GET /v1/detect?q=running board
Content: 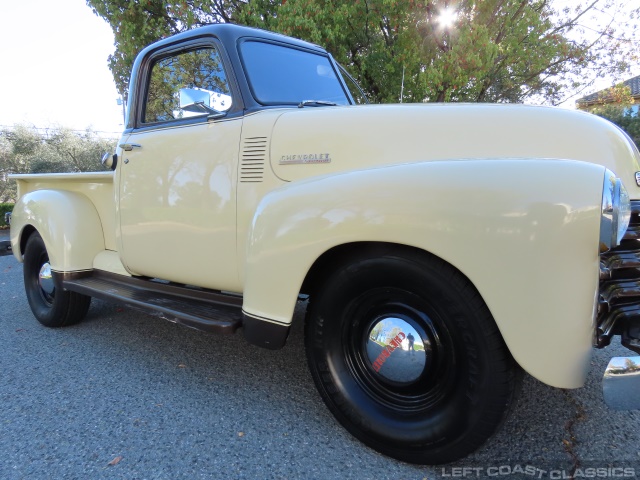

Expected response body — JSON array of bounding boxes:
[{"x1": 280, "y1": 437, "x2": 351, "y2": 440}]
[{"x1": 60, "y1": 270, "x2": 243, "y2": 334}]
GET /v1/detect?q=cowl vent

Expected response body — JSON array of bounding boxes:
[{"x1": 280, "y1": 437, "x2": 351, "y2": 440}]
[{"x1": 240, "y1": 137, "x2": 267, "y2": 183}]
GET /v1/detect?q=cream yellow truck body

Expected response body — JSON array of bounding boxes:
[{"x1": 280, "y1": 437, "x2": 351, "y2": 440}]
[{"x1": 7, "y1": 24, "x2": 640, "y2": 465}]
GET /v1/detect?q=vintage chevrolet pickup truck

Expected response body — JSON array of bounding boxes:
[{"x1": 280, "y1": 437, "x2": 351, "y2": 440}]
[{"x1": 3, "y1": 23, "x2": 640, "y2": 464}]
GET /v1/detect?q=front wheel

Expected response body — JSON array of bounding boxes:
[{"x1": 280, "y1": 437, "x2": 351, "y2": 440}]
[
  {"x1": 23, "y1": 232, "x2": 91, "y2": 327},
  {"x1": 305, "y1": 251, "x2": 519, "y2": 464}
]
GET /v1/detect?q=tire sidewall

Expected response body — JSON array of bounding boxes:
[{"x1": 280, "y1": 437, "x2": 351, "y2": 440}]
[
  {"x1": 23, "y1": 233, "x2": 69, "y2": 327},
  {"x1": 306, "y1": 253, "x2": 510, "y2": 464}
]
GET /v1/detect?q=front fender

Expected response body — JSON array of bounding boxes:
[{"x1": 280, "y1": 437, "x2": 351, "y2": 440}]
[
  {"x1": 10, "y1": 189, "x2": 105, "y2": 272},
  {"x1": 243, "y1": 159, "x2": 606, "y2": 388}
]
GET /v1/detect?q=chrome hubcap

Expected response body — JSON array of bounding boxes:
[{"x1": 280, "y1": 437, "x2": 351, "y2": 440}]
[
  {"x1": 365, "y1": 316, "x2": 428, "y2": 385},
  {"x1": 38, "y1": 262, "x2": 55, "y2": 296}
]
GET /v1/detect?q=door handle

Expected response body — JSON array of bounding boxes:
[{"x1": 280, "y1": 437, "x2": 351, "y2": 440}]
[{"x1": 119, "y1": 143, "x2": 142, "y2": 151}]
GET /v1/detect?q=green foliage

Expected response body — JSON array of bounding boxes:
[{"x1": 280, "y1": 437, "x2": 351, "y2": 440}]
[
  {"x1": 585, "y1": 83, "x2": 634, "y2": 108},
  {"x1": 414, "y1": 0, "x2": 565, "y2": 102},
  {"x1": 586, "y1": 84, "x2": 640, "y2": 150},
  {"x1": 89, "y1": 0, "x2": 639, "y2": 105},
  {"x1": 0, "y1": 125, "x2": 116, "y2": 203},
  {"x1": 593, "y1": 106, "x2": 640, "y2": 150},
  {"x1": 86, "y1": 0, "x2": 236, "y2": 97},
  {"x1": 0, "y1": 203, "x2": 12, "y2": 228}
]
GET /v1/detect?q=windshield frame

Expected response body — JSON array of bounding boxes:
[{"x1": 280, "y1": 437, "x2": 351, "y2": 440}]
[
  {"x1": 237, "y1": 38, "x2": 353, "y2": 107},
  {"x1": 337, "y1": 64, "x2": 369, "y2": 105}
]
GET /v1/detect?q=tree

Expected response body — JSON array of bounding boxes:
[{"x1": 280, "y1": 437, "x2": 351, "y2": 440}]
[
  {"x1": 599, "y1": 109, "x2": 640, "y2": 150},
  {"x1": 89, "y1": 0, "x2": 639, "y2": 104},
  {"x1": 86, "y1": 0, "x2": 238, "y2": 97},
  {"x1": 589, "y1": 84, "x2": 640, "y2": 149},
  {"x1": 411, "y1": 0, "x2": 639, "y2": 104},
  {"x1": 0, "y1": 125, "x2": 43, "y2": 202},
  {"x1": 0, "y1": 125, "x2": 116, "y2": 203}
]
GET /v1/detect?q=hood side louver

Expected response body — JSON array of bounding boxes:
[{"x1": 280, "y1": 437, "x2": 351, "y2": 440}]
[{"x1": 241, "y1": 137, "x2": 267, "y2": 183}]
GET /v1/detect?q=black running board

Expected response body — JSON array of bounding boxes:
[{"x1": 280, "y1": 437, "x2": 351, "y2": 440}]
[{"x1": 60, "y1": 270, "x2": 243, "y2": 334}]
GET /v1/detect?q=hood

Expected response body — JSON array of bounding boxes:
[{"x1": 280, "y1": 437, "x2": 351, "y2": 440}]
[{"x1": 267, "y1": 103, "x2": 640, "y2": 199}]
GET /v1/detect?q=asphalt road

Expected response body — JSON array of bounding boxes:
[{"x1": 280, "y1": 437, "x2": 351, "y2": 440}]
[{"x1": 1, "y1": 229, "x2": 640, "y2": 479}]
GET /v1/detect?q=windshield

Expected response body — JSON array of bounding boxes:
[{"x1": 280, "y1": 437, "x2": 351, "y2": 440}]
[{"x1": 239, "y1": 41, "x2": 350, "y2": 106}]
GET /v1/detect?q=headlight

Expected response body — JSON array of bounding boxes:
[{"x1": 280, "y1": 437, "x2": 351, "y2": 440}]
[{"x1": 600, "y1": 169, "x2": 631, "y2": 252}]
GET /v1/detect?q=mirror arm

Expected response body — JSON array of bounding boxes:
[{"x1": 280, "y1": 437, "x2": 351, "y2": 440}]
[
  {"x1": 194, "y1": 101, "x2": 226, "y2": 120},
  {"x1": 207, "y1": 111, "x2": 226, "y2": 120}
]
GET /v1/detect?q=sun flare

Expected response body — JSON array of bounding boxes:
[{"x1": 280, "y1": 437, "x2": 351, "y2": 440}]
[{"x1": 436, "y1": 7, "x2": 457, "y2": 29}]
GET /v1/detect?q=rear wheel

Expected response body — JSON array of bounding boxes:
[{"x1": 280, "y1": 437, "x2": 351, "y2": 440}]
[
  {"x1": 305, "y1": 251, "x2": 519, "y2": 464},
  {"x1": 23, "y1": 232, "x2": 91, "y2": 327}
]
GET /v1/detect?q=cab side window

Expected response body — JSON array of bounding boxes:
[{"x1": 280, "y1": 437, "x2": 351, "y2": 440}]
[{"x1": 144, "y1": 47, "x2": 232, "y2": 124}]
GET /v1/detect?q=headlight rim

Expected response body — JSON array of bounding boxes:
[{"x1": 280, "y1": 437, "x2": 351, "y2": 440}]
[{"x1": 600, "y1": 170, "x2": 631, "y2": 252}]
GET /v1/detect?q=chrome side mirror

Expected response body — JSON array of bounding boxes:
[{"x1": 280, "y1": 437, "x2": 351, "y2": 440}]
[
  {"x1": 179, "y1": 87, "x2": 230, "y2": 119},
  {"x1": 179, "y1": 88, "x2": 212, "y2": 113}
]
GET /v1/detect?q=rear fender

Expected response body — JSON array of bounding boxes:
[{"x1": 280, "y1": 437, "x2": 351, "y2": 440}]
[{"x1": 10, "y1": 189, "x2": 105, "y2": 272}]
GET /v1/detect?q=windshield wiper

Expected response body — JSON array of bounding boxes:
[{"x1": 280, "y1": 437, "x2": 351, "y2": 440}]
[{"x1": 298, "y1": 100, "x2": 338, "y2": 108}]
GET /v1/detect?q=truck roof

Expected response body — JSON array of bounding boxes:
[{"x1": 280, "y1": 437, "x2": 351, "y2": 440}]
[{"x1": 140, "y1": 23, "x2": 326, "y2": 57}]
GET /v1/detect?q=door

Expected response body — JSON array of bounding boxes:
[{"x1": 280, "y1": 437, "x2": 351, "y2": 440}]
[{"x1": 118, "y1": 43, "x2": 243, "y2": 292}]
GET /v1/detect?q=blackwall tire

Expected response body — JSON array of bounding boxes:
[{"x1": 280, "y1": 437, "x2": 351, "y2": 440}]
[
  {"x1": 23, "y1": 232, "x2": 91, "y2": 327},
  {"x1": 305, "y1": 251, "x2": 519, "y2": 464}
]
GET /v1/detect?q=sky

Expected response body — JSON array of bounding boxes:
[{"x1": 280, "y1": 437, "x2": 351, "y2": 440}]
[
  {"x1": 0, "y1": 0, "x2": 637, "y2": 138},
  {"x1": 0, "y1": 0, "x2": 123, "y2": 137}
]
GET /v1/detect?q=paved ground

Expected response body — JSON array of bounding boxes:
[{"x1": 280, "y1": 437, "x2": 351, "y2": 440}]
[{"x1": 1, "y1": 229, "x2": 640, "y2": 479}]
